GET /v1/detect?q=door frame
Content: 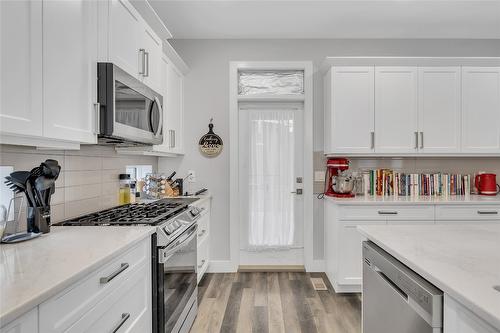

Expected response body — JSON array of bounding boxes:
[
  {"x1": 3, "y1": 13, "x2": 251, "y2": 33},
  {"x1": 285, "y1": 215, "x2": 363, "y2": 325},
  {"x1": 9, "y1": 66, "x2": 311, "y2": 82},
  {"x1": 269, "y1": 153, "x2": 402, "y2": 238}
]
[{"x1": 229, "y1": 61, "x2": 314, "y2": 271}]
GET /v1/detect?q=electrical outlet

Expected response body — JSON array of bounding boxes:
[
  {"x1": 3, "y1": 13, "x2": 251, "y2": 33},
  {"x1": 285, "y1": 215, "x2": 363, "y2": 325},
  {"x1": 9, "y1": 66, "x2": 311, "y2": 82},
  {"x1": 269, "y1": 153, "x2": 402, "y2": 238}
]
[{"x1": 187, "y1": 170, "x2": 196, "y2": 183}]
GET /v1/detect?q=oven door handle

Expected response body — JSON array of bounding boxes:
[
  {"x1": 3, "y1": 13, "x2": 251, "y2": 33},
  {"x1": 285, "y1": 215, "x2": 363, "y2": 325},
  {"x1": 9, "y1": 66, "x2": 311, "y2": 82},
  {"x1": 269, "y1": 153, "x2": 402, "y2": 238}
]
[{"x1": 159, "y1": 224, "x2": 197, "y2": 263}]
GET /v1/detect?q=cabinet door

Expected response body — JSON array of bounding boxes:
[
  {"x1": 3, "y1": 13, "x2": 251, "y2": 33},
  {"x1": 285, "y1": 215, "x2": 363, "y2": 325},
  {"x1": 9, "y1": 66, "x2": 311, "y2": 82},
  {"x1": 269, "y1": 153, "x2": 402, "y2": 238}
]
[
  {"x1": 375, "y1": 67, "x2": 418, "y2": 153},
  {"x1": 461, "y1": 67, "x2": 500, "y2": 153},
  {"x1": 418, "y1": 67, "x2": 461, "y2": 153},
  {"x1": 141, "y1": 25, "x2": 162, "y2": 93},
  {"x1": 329, "y1": 66, "x2": 375, "y2": 153},
  {"x1": 1, "y1": 308, "x2": 38, "y2": 333},
  {"x1": 157, "y1": 57, "x2": 184, "y2": 154},
  {"x1": 0, "y1": 1, "x2": 42, "y2": 137},
  {"x1": 42, "y1": 0, "x2": 97, "y2": 144},
  {"x1": 109, "y1": 0, "x2": 141, "y2": 78}
]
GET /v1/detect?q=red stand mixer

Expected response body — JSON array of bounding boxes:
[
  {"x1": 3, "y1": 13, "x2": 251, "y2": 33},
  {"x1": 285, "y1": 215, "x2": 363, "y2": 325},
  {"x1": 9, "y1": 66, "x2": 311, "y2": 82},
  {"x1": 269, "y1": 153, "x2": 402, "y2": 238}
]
[{"x1": 324, "y1": 157, "x2": 355, "y2": 198}]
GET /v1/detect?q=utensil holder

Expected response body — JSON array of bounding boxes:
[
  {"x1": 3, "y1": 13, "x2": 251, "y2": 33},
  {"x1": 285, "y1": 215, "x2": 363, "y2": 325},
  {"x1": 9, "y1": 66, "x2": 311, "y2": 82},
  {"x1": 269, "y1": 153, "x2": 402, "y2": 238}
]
[{"x1": 27, "y1": 206, "x2": 51, "y2": 234}]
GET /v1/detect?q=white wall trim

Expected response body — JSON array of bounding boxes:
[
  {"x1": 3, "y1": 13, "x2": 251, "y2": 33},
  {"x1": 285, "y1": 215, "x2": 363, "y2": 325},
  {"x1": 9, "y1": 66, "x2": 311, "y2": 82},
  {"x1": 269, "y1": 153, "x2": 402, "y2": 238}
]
[
  {"x1": 207, "y1": 260, "x2": 236, "y2": 273},
  {"x1": 229, "y1": 61, "x2": 314, "y2": 273},
  {"x1": 308, "y1": 260, "x2": 326, "y2": 273}
]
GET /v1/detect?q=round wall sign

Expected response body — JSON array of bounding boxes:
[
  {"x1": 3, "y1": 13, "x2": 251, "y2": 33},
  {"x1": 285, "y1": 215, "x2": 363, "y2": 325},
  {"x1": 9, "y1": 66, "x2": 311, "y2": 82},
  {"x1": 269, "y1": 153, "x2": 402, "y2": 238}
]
[{"x1": 199, "y1": 120, "x2": 223, "y2": 157}]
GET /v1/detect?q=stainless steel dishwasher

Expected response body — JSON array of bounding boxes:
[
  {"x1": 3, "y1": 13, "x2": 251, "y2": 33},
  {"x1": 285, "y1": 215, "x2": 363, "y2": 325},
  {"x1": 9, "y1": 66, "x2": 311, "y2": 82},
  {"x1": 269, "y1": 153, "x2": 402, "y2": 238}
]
[{"x1": 362, "y1": 241, "x2": 443, "y2": 333}]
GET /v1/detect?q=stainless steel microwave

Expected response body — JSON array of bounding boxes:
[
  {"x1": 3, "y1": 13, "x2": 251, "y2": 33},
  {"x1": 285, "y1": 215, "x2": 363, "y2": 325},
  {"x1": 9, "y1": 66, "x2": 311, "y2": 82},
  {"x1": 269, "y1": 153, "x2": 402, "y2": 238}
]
[{"x1": 97, "y1": 63, "x2": 163, "y2": 146}]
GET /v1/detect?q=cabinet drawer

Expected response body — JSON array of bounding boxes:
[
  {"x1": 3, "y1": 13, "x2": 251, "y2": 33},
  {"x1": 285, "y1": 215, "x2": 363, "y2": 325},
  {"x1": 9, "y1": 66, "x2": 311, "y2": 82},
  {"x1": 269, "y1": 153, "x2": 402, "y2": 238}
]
[
  {"x1": 436, "y1": 205, "x2": 500, "y2": 221},
  {"x1": 197, "y1": 213, "x2": 209, "y2": 242},
  {"x1": 39, "y1": 238, "x2": 150, "y2": 332},
  {"x1": 197, "y1": 236, "x2": 209, "y2": 283},
  {"x1": 67, "y1": 262, "x2": 151, "y2": 333},
  {"x1": 339, "y1": 205, "x2": 434, "y2": 221}
]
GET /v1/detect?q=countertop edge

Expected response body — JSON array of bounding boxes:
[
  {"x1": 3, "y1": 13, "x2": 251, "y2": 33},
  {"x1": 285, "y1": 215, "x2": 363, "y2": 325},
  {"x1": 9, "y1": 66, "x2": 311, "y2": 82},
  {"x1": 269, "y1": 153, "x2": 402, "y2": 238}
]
[
  {"x1": 0, "y1": 227, "x2": 155, "y2": 326},
  {"x1": 326, "y1": 195, "x2": 500, "y2": 205},
  {"x1": 357, "y1": 226, "x2": 500, "y2": 331}
]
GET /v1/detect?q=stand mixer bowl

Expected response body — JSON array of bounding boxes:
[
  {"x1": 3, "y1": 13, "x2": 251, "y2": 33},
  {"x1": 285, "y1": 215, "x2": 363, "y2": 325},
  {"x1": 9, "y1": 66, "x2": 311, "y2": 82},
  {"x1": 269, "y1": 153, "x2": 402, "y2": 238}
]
[{"x1": 331, "y1": 175, "x2": 355, "y2": 194}]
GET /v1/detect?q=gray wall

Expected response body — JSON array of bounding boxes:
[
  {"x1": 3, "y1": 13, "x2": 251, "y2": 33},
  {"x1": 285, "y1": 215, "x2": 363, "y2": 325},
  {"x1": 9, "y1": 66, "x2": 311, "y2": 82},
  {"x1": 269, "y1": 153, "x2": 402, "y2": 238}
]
[{"x1": 159, "y1": 39, "x2": 500, "y2": 262}]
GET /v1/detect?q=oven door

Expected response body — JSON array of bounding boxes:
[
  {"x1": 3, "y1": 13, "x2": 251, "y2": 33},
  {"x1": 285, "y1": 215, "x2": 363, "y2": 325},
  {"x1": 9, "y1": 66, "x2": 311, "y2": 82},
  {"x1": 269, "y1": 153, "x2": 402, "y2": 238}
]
[{"x1": 157, "y1": 224, "x2": 198, "y2": 333}]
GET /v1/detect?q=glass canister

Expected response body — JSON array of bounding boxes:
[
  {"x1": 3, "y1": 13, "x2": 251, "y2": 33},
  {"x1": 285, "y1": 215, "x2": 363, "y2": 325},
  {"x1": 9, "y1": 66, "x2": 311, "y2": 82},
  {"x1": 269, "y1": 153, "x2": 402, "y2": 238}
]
[{"x1": 119, "y1": 174, "x2": 131, "y2": 205}]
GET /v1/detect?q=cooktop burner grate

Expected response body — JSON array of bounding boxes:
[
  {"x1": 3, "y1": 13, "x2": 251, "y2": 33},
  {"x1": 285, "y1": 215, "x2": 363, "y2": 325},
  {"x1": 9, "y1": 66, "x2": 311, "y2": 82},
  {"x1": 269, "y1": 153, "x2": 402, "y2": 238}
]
[{"x1": 56, "y1": 198, "x2": 197, "y2": 226}]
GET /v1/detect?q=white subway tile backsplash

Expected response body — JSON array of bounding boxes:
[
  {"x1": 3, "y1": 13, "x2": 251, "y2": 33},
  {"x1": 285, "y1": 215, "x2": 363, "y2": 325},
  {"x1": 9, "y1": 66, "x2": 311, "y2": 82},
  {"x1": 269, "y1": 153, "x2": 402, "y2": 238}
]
[{"x1": 1, "y1": 144, "x2": 158, "y2": 223}]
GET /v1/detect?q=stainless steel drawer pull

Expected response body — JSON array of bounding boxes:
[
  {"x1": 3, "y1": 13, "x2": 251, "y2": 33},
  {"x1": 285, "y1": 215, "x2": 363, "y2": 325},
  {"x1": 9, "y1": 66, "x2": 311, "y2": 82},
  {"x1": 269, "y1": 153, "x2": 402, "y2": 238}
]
[
  {"x1": 477, "y1": 210, "x2": 498, "y2": 215},
  {"x1": 112, "y1": 313, "x2": 130, "y2": 333},
  {"x1": 378, "y1": 211, "x2": 398, "y2": 215},
  {"x1": 100, "y1": 263, "x2": 129, "y2": 284},
  {"x1": 370, "y1": 131, "x2": 375, "y2": 149},
  {"x1": 198, "y1": 260, "x2": 206, "y2": 268}
]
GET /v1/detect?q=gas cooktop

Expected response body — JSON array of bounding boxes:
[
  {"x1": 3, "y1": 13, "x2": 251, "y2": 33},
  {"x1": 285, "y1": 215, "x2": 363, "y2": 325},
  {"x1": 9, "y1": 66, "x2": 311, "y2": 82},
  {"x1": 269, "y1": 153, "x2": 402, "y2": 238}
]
[{"x1": 56, "y1": 198, "x2": 198, "y2": 226}]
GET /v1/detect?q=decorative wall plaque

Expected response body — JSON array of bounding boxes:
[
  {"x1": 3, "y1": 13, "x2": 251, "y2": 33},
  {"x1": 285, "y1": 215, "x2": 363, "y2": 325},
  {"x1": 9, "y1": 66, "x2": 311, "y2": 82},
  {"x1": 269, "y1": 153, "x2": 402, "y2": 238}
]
[{"x1": 199, "y1": 119, "x2": 223, "y2": 157}]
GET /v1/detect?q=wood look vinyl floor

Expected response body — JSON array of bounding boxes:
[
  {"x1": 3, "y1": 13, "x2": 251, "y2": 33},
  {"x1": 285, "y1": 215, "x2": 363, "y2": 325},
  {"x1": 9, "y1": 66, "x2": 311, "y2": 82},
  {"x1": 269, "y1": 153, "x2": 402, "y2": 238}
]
[{"x1": 190, "y1": 272, "x2": 361, "y2": 333}]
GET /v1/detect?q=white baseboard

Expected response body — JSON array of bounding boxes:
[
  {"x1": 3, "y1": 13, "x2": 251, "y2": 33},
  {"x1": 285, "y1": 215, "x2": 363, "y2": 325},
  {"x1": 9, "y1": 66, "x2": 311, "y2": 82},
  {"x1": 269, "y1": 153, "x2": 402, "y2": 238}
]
[
  {"x1": 207, "y1": 260, "x2": 237, "y2": 273},
  {"x1": 306, "y1": 259, "x2": 325, "y2": 272}
]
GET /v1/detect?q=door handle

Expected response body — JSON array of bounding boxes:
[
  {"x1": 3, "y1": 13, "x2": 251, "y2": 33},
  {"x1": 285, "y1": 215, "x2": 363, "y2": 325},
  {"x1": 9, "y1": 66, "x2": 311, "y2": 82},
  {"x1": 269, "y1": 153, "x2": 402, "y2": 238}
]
[
  {"x1": 378, "y1": 210, "x2": 398, "y2": 215},
  {"x1": 138, "y1": 49, "x2": 146, "y2": 75},
  {"x1": 144, "y1": 51, "x2": 149, "y2": 77},
  {"x1": 477, "y1": 210, "x2": 498, "y2": 215},
  {"x1": 100, "y1": 263, "x2": 129, "y2": 284},
  {"x1": 111, "y1": 313, "x2": 130, "y2": 333},
  {"x1": 291, "y1": 189, "x2": 303, "y2": 195}
]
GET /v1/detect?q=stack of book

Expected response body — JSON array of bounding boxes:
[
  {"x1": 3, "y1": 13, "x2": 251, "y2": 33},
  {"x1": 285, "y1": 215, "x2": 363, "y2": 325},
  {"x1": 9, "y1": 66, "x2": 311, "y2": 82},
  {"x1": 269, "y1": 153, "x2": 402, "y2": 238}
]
[{"x1": 367, "y1": 169, "x2": 471, "y2": 197}]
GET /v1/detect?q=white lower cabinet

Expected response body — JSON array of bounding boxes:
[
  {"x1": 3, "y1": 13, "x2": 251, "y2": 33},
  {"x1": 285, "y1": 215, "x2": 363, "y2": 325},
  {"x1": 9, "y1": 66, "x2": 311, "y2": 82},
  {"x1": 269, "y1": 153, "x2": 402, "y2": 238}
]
[
  {"x1": 194, "y1": 197, "x2": 211, "y2": 283},
  {"x1": 39, "y1": 237, "x2": 151, "y2": 333},
  {"x1": 0, "y1": 308, "x2": 38, "y2": 333},
  {"x1": 324, "y1": 201, "x2": 500, "y2": 293},
  {"x1": 444, "y1": 294, "x2": 500, "y2": 333}
]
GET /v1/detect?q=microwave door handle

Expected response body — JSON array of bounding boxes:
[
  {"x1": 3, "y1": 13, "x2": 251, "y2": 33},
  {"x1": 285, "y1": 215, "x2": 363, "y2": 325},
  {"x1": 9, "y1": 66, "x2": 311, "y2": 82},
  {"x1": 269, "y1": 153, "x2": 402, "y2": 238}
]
[{"x1": 153, "y1": 96, "x2": 163, "y2": 138}]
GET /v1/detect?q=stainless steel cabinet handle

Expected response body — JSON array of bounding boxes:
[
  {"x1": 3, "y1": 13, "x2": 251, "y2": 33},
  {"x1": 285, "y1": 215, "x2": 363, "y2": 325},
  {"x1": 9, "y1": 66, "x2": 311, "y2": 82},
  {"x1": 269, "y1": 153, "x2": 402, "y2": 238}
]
[
  {"x1": 414, "y1": 132, "x2": 419, "y2": 149},
  {"x1": 144, "y1": 51, "x2": 149, "y2": 77},
  {"x1": 169, "y1": 130, "x2": 175, "y2": 148},
  {"x1": 420, "y1": 132, "x2": 424, "y2": 149},
  {"x1": 138, "y1": 49, "x2": 146, "y2": 75},
  {"x1": 100, "y1": 263, "x2": 129, "y2": 284},
  {"x1": 378, "y1": 210, "x2": 398, "y2": 215},
  {"x1": 93, "y1": 102, "x2": 100, "y2": 134},
  {"x1": 477, "y1": 210, "x2": 498, "y2": 215},
  {"x1": 370, "y1": 131, "x2": 375, "y2": 149},
  {"x1": 112, "y1": 313, "x2": 130, "y2": 333},
  {"x1": 172, "y1": 130, "x2": 176, "y2": 148},
  {"x1": 198, "y1": 260, "x2": 206, "y2": 268}
]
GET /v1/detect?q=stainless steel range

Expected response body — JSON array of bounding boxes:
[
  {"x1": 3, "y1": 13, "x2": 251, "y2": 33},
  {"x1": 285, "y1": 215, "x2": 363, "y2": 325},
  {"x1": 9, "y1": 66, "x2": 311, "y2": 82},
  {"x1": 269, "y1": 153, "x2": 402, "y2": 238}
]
[{"x1": 56, "y1": 198, "x2": 202, "y2": 333}]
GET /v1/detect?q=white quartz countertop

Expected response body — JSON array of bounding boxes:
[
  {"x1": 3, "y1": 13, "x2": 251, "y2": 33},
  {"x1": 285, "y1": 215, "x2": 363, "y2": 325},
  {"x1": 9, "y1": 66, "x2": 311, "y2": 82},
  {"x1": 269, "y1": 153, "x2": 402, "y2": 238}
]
[
  {"x1": 0, "y1": 226, "x2": 155, "y2": 326},
  {"x1": 327, "y1": 194, "x2": 500, "y2": 205},
  {"x1": 358, "y1": 224, "x2": 500, "y2": 331}
]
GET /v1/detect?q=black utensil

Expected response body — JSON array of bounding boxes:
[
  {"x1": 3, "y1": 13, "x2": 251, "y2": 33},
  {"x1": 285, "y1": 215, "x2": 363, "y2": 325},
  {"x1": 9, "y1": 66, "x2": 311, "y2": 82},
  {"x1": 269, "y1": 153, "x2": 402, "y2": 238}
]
[
  {"x1": 166, "y1": 171, "x2": 176, "y2": 181},
  {"x1": 195, "y1": 188, "x2": 208, "y2": 196}
]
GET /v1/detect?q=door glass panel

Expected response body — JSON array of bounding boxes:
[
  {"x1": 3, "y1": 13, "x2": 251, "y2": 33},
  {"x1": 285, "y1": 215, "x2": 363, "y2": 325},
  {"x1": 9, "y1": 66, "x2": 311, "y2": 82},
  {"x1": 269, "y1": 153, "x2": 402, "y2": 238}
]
[
  {"x1": 238, "y1": 70, "x2": 304, "y2": 95},
  {"x1": 115, "y1": 80, "x2": 154, "y2": 132}
]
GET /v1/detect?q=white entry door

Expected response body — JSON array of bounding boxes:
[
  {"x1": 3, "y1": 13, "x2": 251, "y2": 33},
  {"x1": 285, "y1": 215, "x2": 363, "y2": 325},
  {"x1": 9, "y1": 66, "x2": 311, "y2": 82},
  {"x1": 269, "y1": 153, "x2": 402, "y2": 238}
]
[{"x1": 238, "y1": 103, "x2": 304, "y2": 265}]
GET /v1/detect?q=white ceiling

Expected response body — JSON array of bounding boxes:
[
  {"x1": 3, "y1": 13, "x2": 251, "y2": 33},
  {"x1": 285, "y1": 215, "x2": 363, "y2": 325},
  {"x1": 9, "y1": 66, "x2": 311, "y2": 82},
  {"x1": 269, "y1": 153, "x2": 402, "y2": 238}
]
[{"x1": 148, "y1": 0, "x2": 500, "y2": 39}]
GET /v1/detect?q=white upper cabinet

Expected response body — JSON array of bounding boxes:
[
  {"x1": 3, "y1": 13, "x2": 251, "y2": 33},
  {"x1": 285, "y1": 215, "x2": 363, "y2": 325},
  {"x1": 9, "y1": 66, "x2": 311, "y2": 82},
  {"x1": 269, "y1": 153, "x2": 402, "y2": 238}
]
[
  {"x1": 140, "y1": 26, "x2": 163, "y2": 93},
  {"x1": 375, "y1": 67, "x2": 418, "y2": 153},
  {"x1": 0, "y1": 1, "x2": 43, "y2": 137},
  {"x1": 155, "y1": 55, "x2": 184, "y2": 155},
  {"x1": 461, "y1": 67, "x2": 500, "y2": 153},
  {"x1": 43, "y1": 0, "x2": 98, "y2": 144},
  {"x1": 325, "y1": 66, "x2": 375, "y2": 154},
  {"x1": 417, "y1": 67, "x2": 461, "y2": 153},
  {"x1": 108, "y1": 0, "x2": 142, "y2": 79},
  {"x1": 108, "y1": 0, "x2": 162, "y2": 93}
]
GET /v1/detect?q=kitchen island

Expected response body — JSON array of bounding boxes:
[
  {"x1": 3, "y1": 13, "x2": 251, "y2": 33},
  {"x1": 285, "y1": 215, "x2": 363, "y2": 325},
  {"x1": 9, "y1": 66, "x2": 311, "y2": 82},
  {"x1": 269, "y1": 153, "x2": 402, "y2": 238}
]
[{"x1": 358, "y1": 224, "x2": 500, "y2": 333}]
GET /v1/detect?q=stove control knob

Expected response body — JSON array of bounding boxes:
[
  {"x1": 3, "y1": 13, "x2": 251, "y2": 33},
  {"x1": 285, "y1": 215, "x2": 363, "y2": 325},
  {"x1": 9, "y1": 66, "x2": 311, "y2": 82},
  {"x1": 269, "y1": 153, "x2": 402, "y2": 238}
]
[{"x1": 164, "y1": 226, "x2": 172, "y2": 235}]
